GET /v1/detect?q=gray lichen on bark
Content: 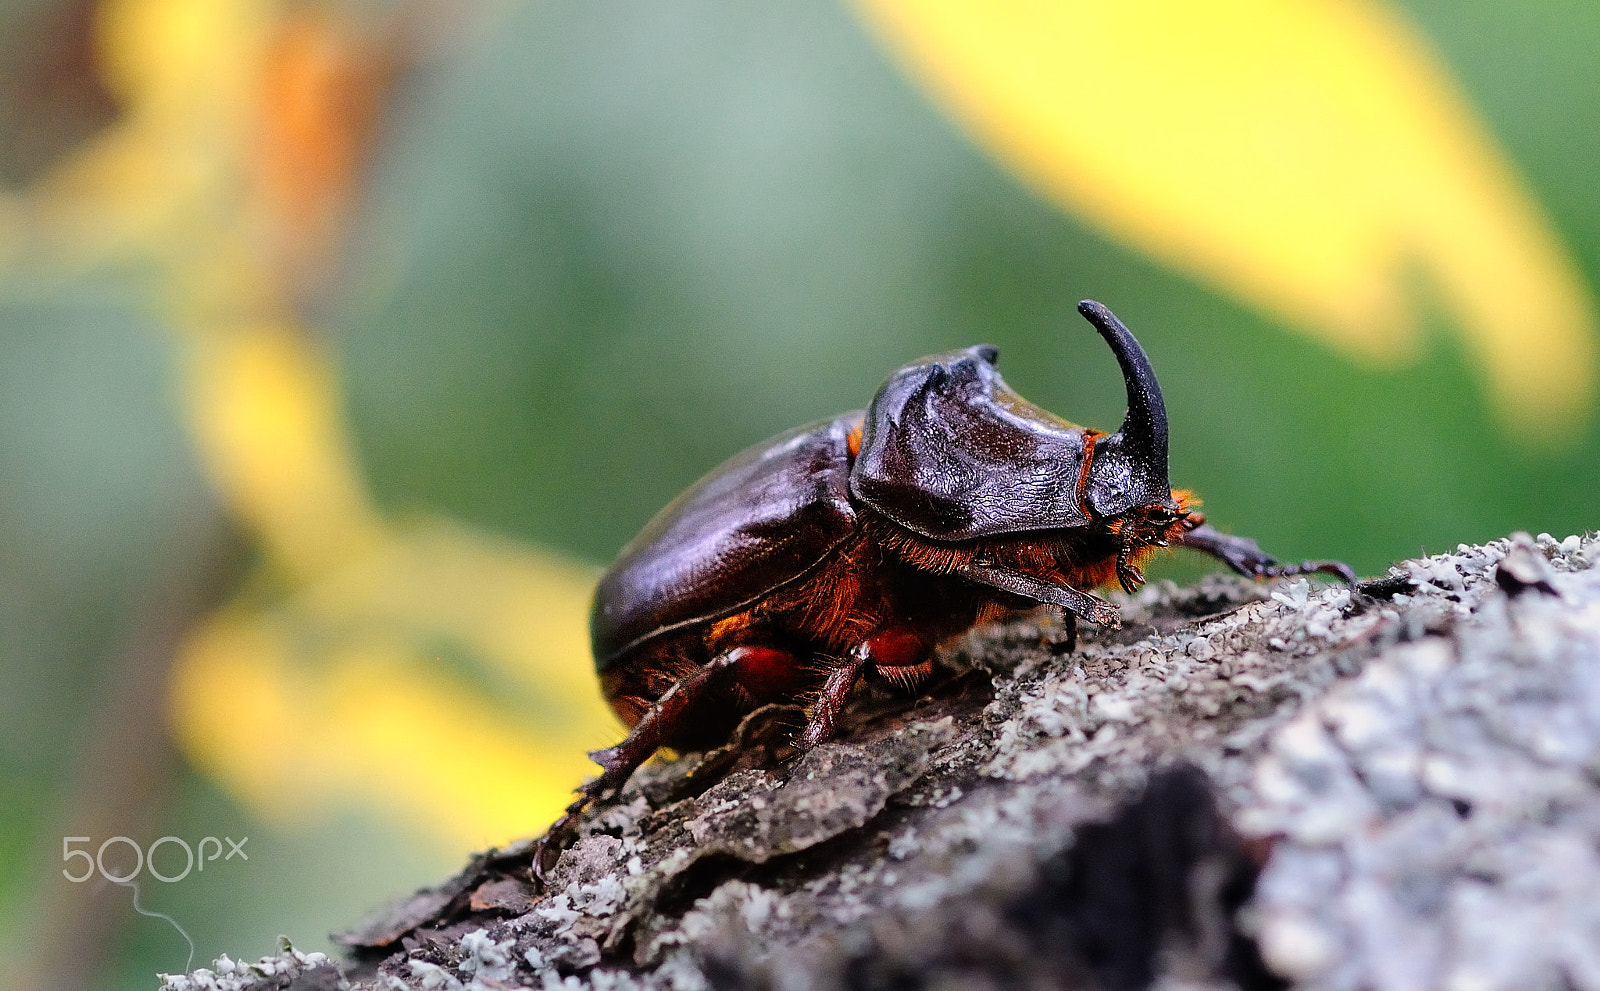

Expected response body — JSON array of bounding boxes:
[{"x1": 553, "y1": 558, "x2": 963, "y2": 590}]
[{"x1": 162, "y1": 531, "x2": 1600, "y2": 991}]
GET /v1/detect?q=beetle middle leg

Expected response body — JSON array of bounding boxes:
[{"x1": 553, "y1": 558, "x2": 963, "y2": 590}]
[
  {"x1": 1179, "y1": 523, "x2": 1355, "y2": 583},
  {"x1": 1049, "y1": 610, "x2": 1079, "y2": 654},
  {"x1": 797, "y1": 627, "x2": 930, "y2": 750}
]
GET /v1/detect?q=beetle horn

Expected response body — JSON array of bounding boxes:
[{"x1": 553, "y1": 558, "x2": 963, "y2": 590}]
[{"x1": 1077, "y1": 300, "x2": 1171, "y2": 514}]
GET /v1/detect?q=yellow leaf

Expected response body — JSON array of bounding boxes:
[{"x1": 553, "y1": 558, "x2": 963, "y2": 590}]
[{"x1": 853, "y1": 0, "x2": 1596, "y2": 435}]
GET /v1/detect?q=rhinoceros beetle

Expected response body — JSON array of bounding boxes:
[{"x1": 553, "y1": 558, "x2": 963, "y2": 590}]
[{"x1": 536, "y1": 301, "x2": 1350, "y2": 875}]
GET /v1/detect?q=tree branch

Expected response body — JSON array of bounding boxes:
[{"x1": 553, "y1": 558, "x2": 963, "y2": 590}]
[{"x1": 163, "y1": 530, "x2": 1600, "y2": 991}]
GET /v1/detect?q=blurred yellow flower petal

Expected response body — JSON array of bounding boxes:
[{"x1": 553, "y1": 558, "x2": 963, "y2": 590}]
[
  {"x1": 854, "y1": 0, "x2": 1596, "y2": 435},
  {"x1": 297, "y1": 521, "x2": 606, "y2": 710},
  {"x1": 183, "y1": 321, "x2": 385, "y2": 578},
  {"x1": 167, "y1": 296, "x2": 616, "y2": 846},
  {"x1": 29, "y1": 0, "x2": 265, "y2": 255},
  {"x1": 173, "y1": 589, "x2": 612, "y2": 849},
  {"x1": 97, "y1": 0, "x2": 268, "y2": 114},
  {"x1": 12, "y1": 0, "x2": 616, "y2": 846}
]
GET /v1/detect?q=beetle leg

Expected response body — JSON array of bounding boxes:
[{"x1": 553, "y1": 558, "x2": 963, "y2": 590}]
[
  {"x1": 1115, "y1": 540, "x2": 1145, "y2": 594},
  {"x1": 859, "y1": 627, "x2": 933, "y2": 689},
  {"x1": 1049, "y1": 610, "x2": 1079, "y2": 655},
  {"x1": 534, "y1": 645, "x2": 775, "y2": 882},
  {"x1": 587, "y1": 645, "x2": 790, "y2": 798},
  {"x1": 1179, "y1": 524, "x2": 1356, "y2": 584},
  {"x1": 795, "y1": 627, "x2": 931, "y2": 749},
  {"x1": 958, "y1": 561, "x2": 1122, "y2": 629},
  {"x1": 795, "y1": 648, "x2": 870, "y2": 751},
  {"x1": 533, "y1": 804, "x2": 586, "y2": 883}
]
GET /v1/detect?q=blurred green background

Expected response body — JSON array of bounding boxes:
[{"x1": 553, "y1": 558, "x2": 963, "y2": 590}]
[{"x1": 2, "y1": 0, "x2": 1598, "y2": 988}]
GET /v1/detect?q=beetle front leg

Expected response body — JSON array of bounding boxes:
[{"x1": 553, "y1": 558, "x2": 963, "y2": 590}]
[
  {"x1": 1115, "y1": 540, "x2": 1144, "y2": 594},
  {"x1": 958, "y1": 560, "x2": 1122, "y2": 629},
  {"x1": 1179, "y1": 524, "x2": 1355, "y2": 583}
]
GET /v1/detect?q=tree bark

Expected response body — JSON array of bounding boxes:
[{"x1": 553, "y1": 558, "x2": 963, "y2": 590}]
[{"x1": 162, "y1": 531, "x2": 1600, "y2": 991}]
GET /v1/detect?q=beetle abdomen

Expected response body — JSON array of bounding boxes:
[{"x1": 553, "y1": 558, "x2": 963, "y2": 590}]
[{"x1": 590, "y1": 414, "x2": 862, "y2": 669}]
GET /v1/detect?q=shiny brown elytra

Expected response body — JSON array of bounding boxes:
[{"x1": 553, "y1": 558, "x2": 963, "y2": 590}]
[{"x1": 536, "y1": 300, "x2": 1351, "y2": 876}]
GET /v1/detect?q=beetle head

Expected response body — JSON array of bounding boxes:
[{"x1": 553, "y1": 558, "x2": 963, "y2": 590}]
[{"x1": 1076, "y1": 300, "x2": 1173, "y2": 520}]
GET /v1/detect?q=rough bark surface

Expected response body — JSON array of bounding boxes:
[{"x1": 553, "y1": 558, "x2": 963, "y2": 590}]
[{"x1": 160, "y1": 531, "x2": 1600, "y2": 991}]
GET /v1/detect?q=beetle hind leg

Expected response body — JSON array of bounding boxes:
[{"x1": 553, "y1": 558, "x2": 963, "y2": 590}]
[
  {"x1": 535, "y1": 644, "x2": 792, "y2": 881},
  {"x1": 1179, "y1": 523, "x2": 1355, "y2": 584}
]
